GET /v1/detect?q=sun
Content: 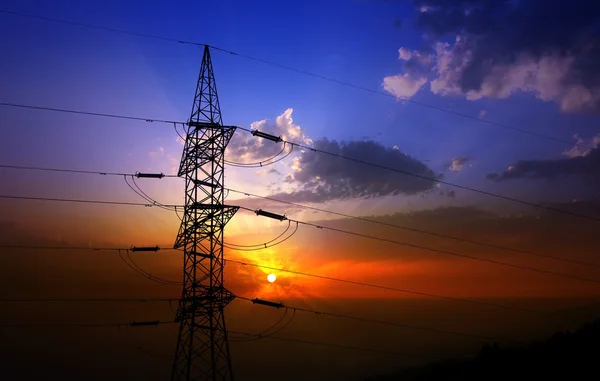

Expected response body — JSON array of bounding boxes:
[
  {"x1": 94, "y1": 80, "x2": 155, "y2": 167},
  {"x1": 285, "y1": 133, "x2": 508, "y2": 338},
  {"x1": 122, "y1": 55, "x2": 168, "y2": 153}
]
[{"x1": 267, "y1": 273, "x2": 277, "y2": 283}]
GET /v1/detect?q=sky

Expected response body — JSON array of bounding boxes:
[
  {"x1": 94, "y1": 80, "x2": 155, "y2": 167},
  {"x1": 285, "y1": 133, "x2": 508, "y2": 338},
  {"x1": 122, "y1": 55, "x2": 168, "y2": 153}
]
[{"x1": 1, "y1": 0, "x2": 600, "y2": 380}]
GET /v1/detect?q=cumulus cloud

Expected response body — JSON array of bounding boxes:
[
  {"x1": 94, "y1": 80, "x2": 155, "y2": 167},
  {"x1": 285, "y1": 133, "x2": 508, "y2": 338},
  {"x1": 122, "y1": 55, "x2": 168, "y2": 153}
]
[
  {"x1": 383, "y1": 73, "x2": 428, "y2": 99},
  {"x1": 486, "y1": 135, "x2": 600, "y2": 184},
  {"x1": 384, "y1": 0, "x2": 600, "y2": 113},
  {"x1": 226, "y1": 108, "x2": 311, "y2": 163},
  {"x1": 270, "y1": 139, "x2": 440, "y2": 203},
  {"x1": 448, "y1": 156, "x2": 469, "y2": 172}
]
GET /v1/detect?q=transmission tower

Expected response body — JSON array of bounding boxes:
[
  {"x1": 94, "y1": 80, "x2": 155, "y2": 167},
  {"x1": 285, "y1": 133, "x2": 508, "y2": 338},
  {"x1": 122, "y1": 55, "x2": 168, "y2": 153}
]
[{"x1": 171, "y1": 45, "x2": 239, "y2": 381}]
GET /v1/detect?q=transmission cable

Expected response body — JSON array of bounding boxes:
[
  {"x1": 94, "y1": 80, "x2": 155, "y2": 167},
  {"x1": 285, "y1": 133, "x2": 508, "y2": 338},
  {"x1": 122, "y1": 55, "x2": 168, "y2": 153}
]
[
  {"x1": 223, "y1": 220, "x2": 299, "y2": 251},
  {"x1": 1, "y1": 163, "x2": 596, "y2": 268},
  {"x1": 118, "y1": 324, "x2": 173, "y2": 361},
  {"x1": 117, "y1": 249, "x2": 181, "y2": 286},
  {"x1": 230, "y1": 308, "x2": 296, "y2": 343},
  {"x1": 226, "y1": 188, "x2": 600, "y2": 268},
  {"x1": 224, "y1": 142, "x2": 294, "y2": 168},
  {"x1": 1, "y1": 102, "x2": 595, "y2": 221},
  {"x1": 227, "y1": 329, "x2": 434, "y2": 358},
  {"x1": 236, "y1": 206, "x2": 600, "y2": 284},
  {"x1": 0, "y1": 320, "x2": 176, "y2": 328},
  {"x1": 0, "y1": 244, "x2": 571, "y2": 315},
  {"x1": 0, "y1": 194, "x2": 182, "y2": 208},
  {"x1": 0, "y1": 10, "x2": 580, "y2": 147},
  {"x1": 0, "y1": 297, "x2": 178, "y2": 303},
  {"x1": 0, "y1": 102, "x2": 182, "y2": 124},
  {"x1": 123, "y1": 175, "x2": 179, "y2": 214},
  {"x1": 236, "y1": 127, "x2": 600, "y2": 223},
  {"x1": 238, "y1": 296, "x2": 494, "y2": 341}
]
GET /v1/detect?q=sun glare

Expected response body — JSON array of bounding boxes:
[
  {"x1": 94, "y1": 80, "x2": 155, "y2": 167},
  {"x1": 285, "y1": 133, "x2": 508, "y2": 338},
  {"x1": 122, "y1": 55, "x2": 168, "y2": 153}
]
[{"x1": 267, "y1": 273, "x2": 276, "y2": 283}]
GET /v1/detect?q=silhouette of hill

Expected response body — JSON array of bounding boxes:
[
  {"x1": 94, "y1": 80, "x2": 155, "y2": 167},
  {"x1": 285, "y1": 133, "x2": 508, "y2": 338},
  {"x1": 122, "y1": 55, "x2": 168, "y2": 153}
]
[{"x1": 366, "y1": 318, "x2": 600, "y2": 381}]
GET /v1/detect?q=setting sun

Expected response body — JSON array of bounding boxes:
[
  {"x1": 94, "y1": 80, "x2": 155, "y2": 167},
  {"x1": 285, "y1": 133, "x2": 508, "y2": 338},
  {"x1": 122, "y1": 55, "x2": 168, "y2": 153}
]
[{"x1": 267, "y1": 273, "x2": 276, "y2": 283}]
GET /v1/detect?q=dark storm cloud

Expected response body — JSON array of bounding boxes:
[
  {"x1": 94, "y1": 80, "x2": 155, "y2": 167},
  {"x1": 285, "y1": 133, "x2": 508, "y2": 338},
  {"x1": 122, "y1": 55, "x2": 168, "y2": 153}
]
[
  {"x1": 271, "y1": 139, "x2": 440, "y2": 203},
  {"x1": 487, "y1": 147, "x2": 600, "y2": 185},
  {"x1": 386, "y1": 0, "x2": 600, "y2": 113}
]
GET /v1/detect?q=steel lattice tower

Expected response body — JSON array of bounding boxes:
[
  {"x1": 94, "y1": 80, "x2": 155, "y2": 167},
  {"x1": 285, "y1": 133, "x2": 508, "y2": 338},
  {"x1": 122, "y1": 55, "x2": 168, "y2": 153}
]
[{"x1": 171, "y1": 45, "x2": 239, "y2": 381}]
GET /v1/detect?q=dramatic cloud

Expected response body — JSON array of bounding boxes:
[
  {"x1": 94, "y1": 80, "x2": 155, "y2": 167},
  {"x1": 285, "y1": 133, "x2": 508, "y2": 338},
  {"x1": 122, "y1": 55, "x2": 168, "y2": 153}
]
[
  {"x1": 270, "y1": 139, "x2": 440, "y2": 203},
  {"x1": 487, "y1": 135, "x2": 600, "y2": 184},
  {"x1": 226, "y1": 108, "x2": 312, "y2": 164},
  {"x1": 385, "y1": 0, "x2": 600, "y2": 113},
  {"x1": 448, "y1": 156, "x2": 469, "y2": 172}
]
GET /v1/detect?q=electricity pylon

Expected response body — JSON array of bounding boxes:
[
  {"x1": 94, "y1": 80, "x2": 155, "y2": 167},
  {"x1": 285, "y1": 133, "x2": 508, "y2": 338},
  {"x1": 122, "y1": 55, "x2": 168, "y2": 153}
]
[{"x1": 171, "y1": 45, "x2": 239, "y2": 381}]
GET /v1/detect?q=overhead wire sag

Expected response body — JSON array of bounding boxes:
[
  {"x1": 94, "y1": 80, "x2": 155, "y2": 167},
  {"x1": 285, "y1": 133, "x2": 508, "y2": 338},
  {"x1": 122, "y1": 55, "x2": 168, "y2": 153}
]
[
  {"x1": 0, "y1": 103, "x2": 596, "y2": 221},
  {"x1": 1, "y1": 244, "x2": 549, "y2": 314},
  {"x1": 234, "y1": 125, "x2": 600, "y2": 223},
  {"x1": 225, "y1": 188, "x2": 600, "y2": 268},
  {"x1": 2, "y1": 176, "x2": 598, "y2": 284},
  {"x1": 224, "y1": 142, "x2": 294, "y2": 168},
  {"x1": 118, "y1": 249, "x2": 181, "y2": 286},
  {"x1": 235, "y1": 206, "x2": 600, "y2": 284},
  {"x1": 1, "y1": 163, "x2": 597, "y2": 268},
  {"x1": 223, "y1": 220, "x2": 299, "y2": 251}
]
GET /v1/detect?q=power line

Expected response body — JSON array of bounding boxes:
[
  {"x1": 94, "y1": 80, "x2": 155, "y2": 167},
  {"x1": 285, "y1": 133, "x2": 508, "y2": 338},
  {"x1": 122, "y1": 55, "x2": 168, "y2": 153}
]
[
  {"x1": 226, "y1": 188, "x2": 600, "y2": 268},
  {"x1": 2, "y1": 163, "x2": 597, "y2": 268},
  {"x1": 0, "y1": 315, "x2": 431, "y2": 358},
  {"x1": 238, "y1": 296, "x2": 494, "y2": 341},
  {"x1": 0, "y1": 245, "x2": 124, "y2": 251},
  {"x1": 224, "y1": 258, "x2": 542, "y2": 314},
  {"x1": 0, "y1": 10, "x2": 577, "y2": 147},
  {"x1": 118, "y1": 248, "x2": 182, "y2": 286},
  {"x1": 210, "y1": 47, "x2": 574, "y2": 146},
  {"x1": 0, "y1": 244, "x2": 550, "y2": 314},
  {"x1": 0, "y1": 164, "x2": 138, "y2": 177},
  {"x1": 1, "y1": 100, "x2": 595, "y2": 222},
  {"x1": 0, "y1": 102, "x2": 183, "y2": 125},
  {"x1": 235, "y1": 126, "x2": 600, "y2": 223},
  {"x1": 0, "y1": 298, "x2": 177, "y2": 303},
  {"x1": 0, "y1": 194, "x2": 182, "y2": 208},
  {"x1": 3, "y1": 191, "x2": 597, "y2": 283},
  {"x1": 237, "y1": 206, "x2": 600, "y2": 285},
  {"x1": 278, "y1": 213, "x2": 600, "y2": 284},
  {"x1": 5, "y1": 190, "x2": 595, "y2": 283},
  {"x1": 0, "y1": 320, "x2": 176, "y2": 328},
  {"x1": 118, "y1": 324, "x2": 173, "y2": 361},
  {"x1": 0, "y1": 164, "x2": 178, "y2": 179},
  {"x1": 0, "y1": 292, "x2": 494, "y2": 342},
  {"x1": 228, "y1": 330, "x2": 433, "y2": 358}
]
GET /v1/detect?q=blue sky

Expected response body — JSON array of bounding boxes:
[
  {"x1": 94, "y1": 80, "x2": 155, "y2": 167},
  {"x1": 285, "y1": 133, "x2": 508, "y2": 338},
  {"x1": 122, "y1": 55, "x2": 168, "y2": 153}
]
[{"x1": 2, "y1": 0, "x2": 600, "y2": 212}]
